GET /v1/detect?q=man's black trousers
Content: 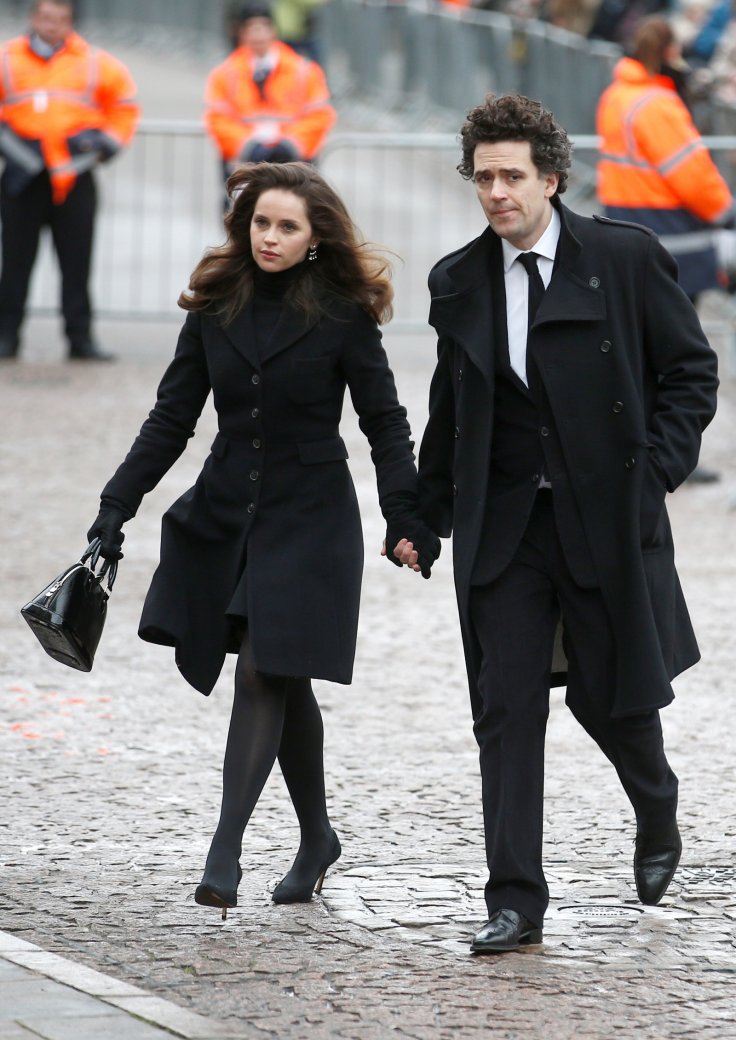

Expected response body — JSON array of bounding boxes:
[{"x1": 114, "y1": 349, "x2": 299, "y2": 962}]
[
  {"x1": 468, "y1": 489, "x2": 679, "y2": 928},
  {"x1": 0, "y1": 170, "x2": 97, "y2": 349}
]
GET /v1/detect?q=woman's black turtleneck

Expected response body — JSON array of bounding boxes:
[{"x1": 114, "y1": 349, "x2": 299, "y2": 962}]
[{"x1": 252, "y1": 261, "x2": 307, "y2": 354}]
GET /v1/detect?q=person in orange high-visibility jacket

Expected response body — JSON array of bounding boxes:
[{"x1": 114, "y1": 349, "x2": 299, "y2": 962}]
[
  {"x1": 597, "y1": 16, "x2": 736, "y2": 301},
  {"x1": 0, "y1": 0, "x2": 139, "y2": 361},
  {"x1": 205, "y1": 4, "x2": 335, "y2": 184}
]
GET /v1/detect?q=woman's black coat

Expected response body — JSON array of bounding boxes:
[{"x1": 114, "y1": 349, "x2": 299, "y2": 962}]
[
  {"x1": 100, "y1": 299, "x2": 417, "y2": 694},
  {"x1": 418, "y1": 202, "x2": 718, "y2": 718}
]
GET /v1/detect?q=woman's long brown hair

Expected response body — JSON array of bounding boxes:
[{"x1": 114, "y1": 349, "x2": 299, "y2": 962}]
[{"x1": 179, "y1": 162, "x2": 394, "y2": 325}]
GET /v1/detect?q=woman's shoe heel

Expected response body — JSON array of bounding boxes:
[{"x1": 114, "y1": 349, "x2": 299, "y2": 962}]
[
  {"x1": 313, "y1": 868, "x2": 328, "y2": 896},
  {"x1": 194, "y1": 862, "x2": 242, "y2": 918}
]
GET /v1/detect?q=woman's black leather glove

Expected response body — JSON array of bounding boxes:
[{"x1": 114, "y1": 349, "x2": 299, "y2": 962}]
[
  {"x1": 87, "y1": 503, "x2": 128, "y2": 561},
  {"x1": 382, "y1": 490, "x2": 441, "y2": 579}
]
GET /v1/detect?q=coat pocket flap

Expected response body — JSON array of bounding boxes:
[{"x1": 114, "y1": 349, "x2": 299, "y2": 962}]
[
  {"x1": 210, "y1": 432, "x2": 229, "y2": 458},
  {"x1": 297, "y1": 436, "x2": 349, "y2": 465}
]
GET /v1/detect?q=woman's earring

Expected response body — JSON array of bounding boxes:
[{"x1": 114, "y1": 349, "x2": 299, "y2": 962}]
[{"x1": 308, "y1": 244, "x2": 318, "y2": 262}]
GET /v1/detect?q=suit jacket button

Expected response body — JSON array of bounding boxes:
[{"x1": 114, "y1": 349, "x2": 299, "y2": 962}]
[
  {"x1": 612, "y1": 401, "x2": 624, "y2": 413},
  {"x1": 247, "y1": 503, "x2": 255, "y2": 514},
  {"x1": 454, "y1": 426, "x2": 460, "y2": 438},
  {"x1": 625, "y1": 456, "x2": 636, "y2": 469},
  {"x1": 458, "y1": 369, "x2": 463, "y2": 381},
  {"x1": 452, "y1": 483, "x2": 458, "y2": 495},
  {"x1": 252, "y1": 438, "x2": 261, "y2": 448},
  {"x1": 251, "y1": 407, "x2": 260, "y2": 418},
  {"x1": 540, "y1": 426, "x2": 550, "y2": 437},
  {"x1": 532, "y1": 473, "x2": 540, "y2": 483},
  {"x1": 251, "y1": 374, "x2": 260, "y2": 385},
  {"x1": 250, "y1": 469, "x2": 259, "y2": 481},
  {"x1": 600, "y1": 340, "x2": 611, "y2": 353}
]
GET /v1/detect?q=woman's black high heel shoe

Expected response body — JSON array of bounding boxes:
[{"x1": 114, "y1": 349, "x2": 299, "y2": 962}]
[
  {"x1": 272, "y1": 830, "x2": 341, "y2": 904},
  {"x1": 195, "y1": 862, "x2": 243, "y2": 920}
]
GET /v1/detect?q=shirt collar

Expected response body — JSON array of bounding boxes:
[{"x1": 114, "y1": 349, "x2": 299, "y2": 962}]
[{"x1": 501, "y1": 205, "x2": 561, "y2": 273}]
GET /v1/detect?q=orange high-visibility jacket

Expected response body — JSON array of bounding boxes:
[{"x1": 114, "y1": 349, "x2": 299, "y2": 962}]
[
  {"x1": 0, "y1": 31, "x2": 139, "y2": 204},
  {"x1": 205, "y1": 41, "x2": 336, "y2": 163},
  {"x1": 597, "y1": 57, "x2": 732, "y2": 223}
]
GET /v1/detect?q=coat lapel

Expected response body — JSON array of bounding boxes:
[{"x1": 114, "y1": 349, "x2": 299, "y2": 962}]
[
  {"x1": 428, "y1": 227, "x2": 498, "y2": 384},
  {"x1": 257, "y1": 306, "x2": 319, "y2": 365},
  {"x1": 533, "y1": 202, "x2": 607, "y2": 328},
  {"x1": 222, "y1": 303, "x2": 260, "y2": 370},
  {"x1": 222, "y1": 301, "x2": 320, "y2": 368}
]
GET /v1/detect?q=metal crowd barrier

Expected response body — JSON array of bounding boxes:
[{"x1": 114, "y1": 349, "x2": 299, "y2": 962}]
[
  {"x1": 22, "y1": 124, "x2": 736, "y2": 359},
  {"x1": 322, "y1": 0, "x2": 622, "y2": 135}
]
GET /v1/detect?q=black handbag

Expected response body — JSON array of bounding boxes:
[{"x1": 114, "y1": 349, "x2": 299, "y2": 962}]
[{"x1": 21, "y1": 539, "x2": 118, "y2": 672}]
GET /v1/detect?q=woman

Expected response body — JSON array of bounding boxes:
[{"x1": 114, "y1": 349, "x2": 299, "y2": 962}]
[{"x1": 87, "y1": 162, "x2": 439, "y2": 917}]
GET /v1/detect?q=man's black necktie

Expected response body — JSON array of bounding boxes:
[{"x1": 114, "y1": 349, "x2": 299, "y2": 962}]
[{"x1": 517, "y1": 251, "x2": 546, "y2": 328}]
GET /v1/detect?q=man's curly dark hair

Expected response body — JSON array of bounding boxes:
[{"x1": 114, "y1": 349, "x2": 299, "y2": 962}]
[{"x1": 458, "y1": 94, "x2": 572, "y2": 196}]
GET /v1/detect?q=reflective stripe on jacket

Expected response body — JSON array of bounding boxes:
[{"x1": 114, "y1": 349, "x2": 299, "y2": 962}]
[
  {"x1": 205, "y1": 40, "x2": 336, "y2": 162},
  {"x1": 0, "y1": 32, "x2": 139, "y2": 203}
]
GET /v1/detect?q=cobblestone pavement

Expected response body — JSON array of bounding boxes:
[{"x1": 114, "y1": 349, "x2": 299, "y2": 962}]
[{"x1": 1, "y1": 311, "x2": 735, "y2": 1039}]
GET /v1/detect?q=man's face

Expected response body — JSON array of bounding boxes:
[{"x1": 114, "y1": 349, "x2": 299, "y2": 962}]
[
  {"x1": 472, "y1": 140, "x2": 558, "y2": 251},
  {"x1": 31, "y1": 1, "x2": 73, "y2": 48},
  {"x1": 239, "y1": 17, "x2": 276, "y2": 57}
]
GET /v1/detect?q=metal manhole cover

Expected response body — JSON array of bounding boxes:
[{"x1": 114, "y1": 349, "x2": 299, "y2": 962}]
[{"x1": 558, "y1": 904, "x2": 643, "y2": 918}]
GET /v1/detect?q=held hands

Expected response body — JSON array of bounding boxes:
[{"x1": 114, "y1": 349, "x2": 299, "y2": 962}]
[
  {"x1": 381, "y1": 490, "x2": 441, "y2": 579},
  {"x1": 86, "y1": 505, "x2": 127, "y2": 561}
]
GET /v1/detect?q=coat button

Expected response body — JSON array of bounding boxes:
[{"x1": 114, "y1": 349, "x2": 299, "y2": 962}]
[
  {"x1": 540, "y1": 426, "x2": 550, "y2": 437},
  {"x1": 452, "y1": 483, "x2": 458, "y2": 496},
  {"x1": 454, "y1": 426, "x2": 460, "y2": 438},
  {"x1": 247, "y1": 503, "x2": 255, "y2": 514},
  {"x1": 251, "y1": 374, "x2": 260, "y2": 385},
  {"x1": 600, "y1": 340, "x2": 611, "y2": 353},
  {"x1": 625, "y1": 456, "x2": 636, "y2": 470},
  {"x1": 531, "y1": 473, "x2": 540, "y2": 483},
  {"x1": 458, "y1": 369, "x2": 463, "y2": 382},
  {"x1": 251, "y1": 407, "x2": 259, "y2": 418},
  {"x1": 252, "y1": 438, "x2": 261, "y2": 448},
  {"x1": 612, "y1": 401, "x2": 624, "y2": 413},
  {"x1": 250, "y1": 469, "x2": 259, "y2": 481}
]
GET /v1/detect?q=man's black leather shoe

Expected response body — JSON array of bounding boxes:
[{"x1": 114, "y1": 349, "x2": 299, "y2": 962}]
[
  {"x1": 470, "y1": 909, "x2": 543, "y2": 954},
  {"x1": 634, "y1": 824, "x2": 682, "y2": 905},
  {"x1": 68, "y1": 340, "x2": 115, "y2": 361}
]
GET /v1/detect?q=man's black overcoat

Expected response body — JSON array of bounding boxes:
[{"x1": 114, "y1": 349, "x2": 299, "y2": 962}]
[
  {"x1": 100, "y1": 300, "x2": 417, "y2": 694},
  {"x1": 418, "y1": 201, "x2": 718, "y2": 718}
]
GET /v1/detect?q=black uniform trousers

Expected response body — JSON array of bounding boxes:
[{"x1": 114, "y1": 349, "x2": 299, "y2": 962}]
[
  {"x1": 0, "y1": 169, "x2": 96, "y2": 348},
  {"x1": 468, "y1": 489, "x2": 679, "y2": 928}
]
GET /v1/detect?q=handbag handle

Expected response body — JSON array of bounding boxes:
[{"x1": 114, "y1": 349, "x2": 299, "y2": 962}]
[{"x1": 82, "y1": 537, "x2": 118, "y2": 591}]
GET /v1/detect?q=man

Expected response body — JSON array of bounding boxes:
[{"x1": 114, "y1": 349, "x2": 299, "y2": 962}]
[
  {"x1": 395, "y1": 95, "x2": 717, "y2": 953},
  {"x1": 206, "y1": 3, "x2": 335, "y2": 184},
  {"x1": 0, "y1": 0, "x2": 139, "y2": 361}
]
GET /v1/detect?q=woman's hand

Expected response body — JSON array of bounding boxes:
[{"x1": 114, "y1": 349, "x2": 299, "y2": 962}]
[{"x1": 87, "y1": 505, "x2": 127, "y2": 560}]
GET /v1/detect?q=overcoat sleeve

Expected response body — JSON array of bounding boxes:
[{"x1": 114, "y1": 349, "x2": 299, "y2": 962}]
[
  {"x1": 99, "y1": 312, "x2": 212, "y2": 516},
  {"x1": 642, "y1": 236, "x2": 719, "y2": 490},
  {"x1": 340, "y1": 308, "x2": 418, "y2": 506}
]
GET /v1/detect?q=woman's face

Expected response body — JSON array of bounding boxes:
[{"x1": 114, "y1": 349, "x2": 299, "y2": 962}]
[{"x1": 250, "y1": 189, "x2": 316, "y2": 273}]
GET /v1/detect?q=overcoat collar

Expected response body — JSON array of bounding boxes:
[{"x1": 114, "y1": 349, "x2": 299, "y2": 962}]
[
  {"x1": 429, "y1": 200, "x2": 607, "y2": 383},
  {"x1": 223, "y1": 299, "x2": 319, "y2": 368}
]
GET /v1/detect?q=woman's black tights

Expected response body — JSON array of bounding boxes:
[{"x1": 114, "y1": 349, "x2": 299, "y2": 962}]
[{"x1": 201, "y1": 636, "x2": 333, "y2": 893}]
